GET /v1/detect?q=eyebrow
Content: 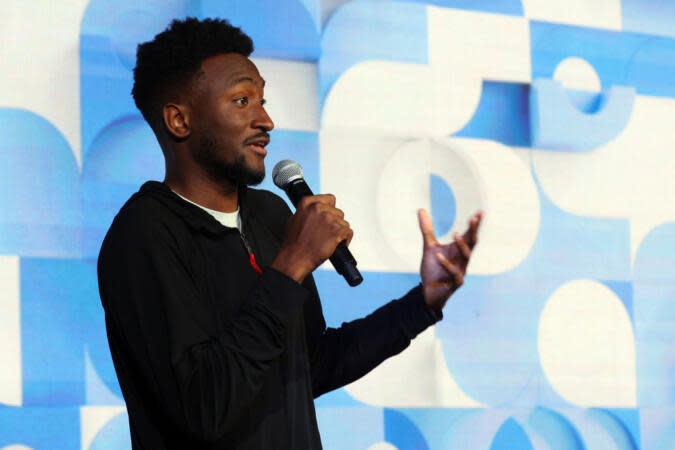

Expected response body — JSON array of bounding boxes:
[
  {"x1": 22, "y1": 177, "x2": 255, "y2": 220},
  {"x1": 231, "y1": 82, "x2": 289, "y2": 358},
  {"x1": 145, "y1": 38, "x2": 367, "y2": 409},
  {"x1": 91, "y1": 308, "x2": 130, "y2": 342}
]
[{"x1": 229, "y1": 76, "x2": 266, "y2": 88}]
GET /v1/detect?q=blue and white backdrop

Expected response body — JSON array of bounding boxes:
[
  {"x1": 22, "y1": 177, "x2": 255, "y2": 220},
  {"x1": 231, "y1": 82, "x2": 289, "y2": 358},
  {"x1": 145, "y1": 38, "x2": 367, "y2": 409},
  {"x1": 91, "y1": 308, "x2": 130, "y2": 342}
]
[{"x1": 1, "y1": 0, "x2": 674, "y2": 448}]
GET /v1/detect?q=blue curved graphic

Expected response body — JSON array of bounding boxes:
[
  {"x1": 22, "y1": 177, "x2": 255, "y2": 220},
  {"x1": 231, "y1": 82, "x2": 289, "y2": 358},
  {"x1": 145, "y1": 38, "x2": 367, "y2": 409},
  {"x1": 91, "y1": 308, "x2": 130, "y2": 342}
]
[
  {"x1": 527, "y1": 407, "x2": 585, "y2": 450},
  {"x1": 0, "y1": 109, "x2": 81, "y2": 257},
  {"x1": 530, "y1": 21, "x2": 675, "y2": 99},
  {"x1": 633, "y1": 223, "x2": 675, "y2": 407},
  {"x1": 201, "y1": 0, "x2": 320, "y2": 61},
  {"x1": 320, "y1": 1, "x2": 428, "y2": 106},
  {"x1": 491, "y1": 417, "x2": 533, "y2": 450},
  {"x1": 529, "y1": 79, "x2": 635, "y2": 151},
  {"x1": 454, "y1": 81, "x2": 531, "y2": 146},
  {"x1": 385, "y1": 408, "x2": 430, "y2": 450},
  {"x1": 80, "y1": 0, "x2": 195, "y2": 159},
  {"x1": 81, "y1": 116, "x2": 163, "y2": 257}
]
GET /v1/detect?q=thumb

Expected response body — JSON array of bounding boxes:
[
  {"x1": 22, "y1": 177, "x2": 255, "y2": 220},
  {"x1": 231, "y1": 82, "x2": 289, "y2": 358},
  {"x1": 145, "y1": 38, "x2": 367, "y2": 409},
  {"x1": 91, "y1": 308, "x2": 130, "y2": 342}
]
[{"x1": 417, "y1": 209, "x2": 437, "y2": 248}]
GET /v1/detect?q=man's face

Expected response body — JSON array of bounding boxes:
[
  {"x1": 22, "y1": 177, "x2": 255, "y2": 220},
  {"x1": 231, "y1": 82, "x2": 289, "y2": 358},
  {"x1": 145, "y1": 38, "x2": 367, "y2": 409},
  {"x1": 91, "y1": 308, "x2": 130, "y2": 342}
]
[{"x1": 189, "y1": 53, "x2": 274, "y2": 186}]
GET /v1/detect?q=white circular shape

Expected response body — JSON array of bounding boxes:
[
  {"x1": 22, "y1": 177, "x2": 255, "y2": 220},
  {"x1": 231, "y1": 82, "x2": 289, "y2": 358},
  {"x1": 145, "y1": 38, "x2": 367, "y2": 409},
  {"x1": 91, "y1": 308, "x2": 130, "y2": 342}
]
[
  {"x1": 2, "y1": 445, "x2": 34, "y2": 450},
  {"x1": 553, "y1": 57, "x2": 602, "y2": 92},
  {"x1": 538, "y1": 279, "x2": 637, "y2": 407},
  {"x1": 368, "y1": 443, "x2": 398, "y2": 450}
]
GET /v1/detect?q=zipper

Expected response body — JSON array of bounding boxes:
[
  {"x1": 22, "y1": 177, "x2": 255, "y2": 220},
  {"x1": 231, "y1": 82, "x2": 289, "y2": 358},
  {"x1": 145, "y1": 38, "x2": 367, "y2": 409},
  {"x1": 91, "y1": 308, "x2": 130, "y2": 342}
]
[{"x1": 239, "y1": 230, "x2": 263, "y2": 274}]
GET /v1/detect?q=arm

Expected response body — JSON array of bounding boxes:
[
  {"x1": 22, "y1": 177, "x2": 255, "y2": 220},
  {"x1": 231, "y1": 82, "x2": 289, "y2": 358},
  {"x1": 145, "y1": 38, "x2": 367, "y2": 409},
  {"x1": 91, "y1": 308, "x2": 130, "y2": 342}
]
[
  {"x1": 98, "y1": 208, "x2": 308, "y2": 441},
  {"x1": 309, "y1": 209, "x2": 483, "y2": 397}
]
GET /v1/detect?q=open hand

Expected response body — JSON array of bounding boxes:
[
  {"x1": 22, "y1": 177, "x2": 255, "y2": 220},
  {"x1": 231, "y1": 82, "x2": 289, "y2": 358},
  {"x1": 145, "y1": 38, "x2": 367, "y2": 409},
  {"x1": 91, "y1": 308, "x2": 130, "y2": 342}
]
[{"x1": 418, "y1": 209, "x2": 483, "y2": 314}]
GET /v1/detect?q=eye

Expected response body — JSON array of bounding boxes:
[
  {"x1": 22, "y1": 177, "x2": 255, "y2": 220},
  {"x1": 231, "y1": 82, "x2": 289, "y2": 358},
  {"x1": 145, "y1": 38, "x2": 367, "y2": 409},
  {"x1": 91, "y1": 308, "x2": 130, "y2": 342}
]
[
  {"x1": 234, "y1": 96, "x2": 248, "y2": 106},
  {"x1": 260, "y1": 98, "x2": 267, "y2": 106}
]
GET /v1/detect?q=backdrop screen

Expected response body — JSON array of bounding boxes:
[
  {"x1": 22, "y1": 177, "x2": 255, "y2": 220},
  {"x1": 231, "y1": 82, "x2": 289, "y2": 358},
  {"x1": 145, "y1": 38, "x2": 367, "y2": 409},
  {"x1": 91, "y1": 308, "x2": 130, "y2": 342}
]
[{"x1": 1, "y1": 0, "x2": 674, "y2": 449}]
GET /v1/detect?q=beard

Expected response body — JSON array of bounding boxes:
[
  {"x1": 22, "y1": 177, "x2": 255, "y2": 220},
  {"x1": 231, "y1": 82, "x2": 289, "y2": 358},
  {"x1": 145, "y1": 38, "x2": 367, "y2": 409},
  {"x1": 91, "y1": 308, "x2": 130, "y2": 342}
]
[{"x1": 194, "y1": 133, "x2": 265, "y2": 187}]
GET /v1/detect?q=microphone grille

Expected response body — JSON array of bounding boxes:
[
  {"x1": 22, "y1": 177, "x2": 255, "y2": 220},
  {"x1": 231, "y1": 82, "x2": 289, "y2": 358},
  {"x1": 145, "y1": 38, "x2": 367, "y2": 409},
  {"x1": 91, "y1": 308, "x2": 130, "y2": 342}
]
[{"x1": 272, "y1": 160, "x2": 303, "y2": 188}]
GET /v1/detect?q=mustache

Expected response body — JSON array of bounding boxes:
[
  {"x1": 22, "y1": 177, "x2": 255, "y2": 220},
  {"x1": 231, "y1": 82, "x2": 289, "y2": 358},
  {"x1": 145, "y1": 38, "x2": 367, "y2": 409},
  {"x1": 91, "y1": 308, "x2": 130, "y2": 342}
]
[{"x1": 243, "y1": 131, "x2": 270, "y2": 145}]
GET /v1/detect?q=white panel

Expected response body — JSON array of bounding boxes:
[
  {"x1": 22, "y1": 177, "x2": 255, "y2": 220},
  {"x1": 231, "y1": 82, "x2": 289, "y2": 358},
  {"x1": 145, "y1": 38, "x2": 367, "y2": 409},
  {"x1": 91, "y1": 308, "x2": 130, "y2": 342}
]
[
  {"x1": 80, "y1": 406, "x2": 127, "y2": 450},
  {"x1": 522, "y1": 0, "x2": 622, "y2": 30},
  {"x1": 427, "y1": 6, "x2": 532, "y2": 135},
  {"x1": 344, "y1": 327, "x2": 482, "y2": 407},
  {"x1": 321, "y1": 7, "x2": 531, "y2": 136},
  {"x1": 345, "y1": 327, "x2": 484, "y2": 408},
  {"x1": 0, "y1": 255, "x2": 21, "y2": 407},
  {"x1": 321, "y1": 133, "x2": 539, "y2": 275},
  {"x1": 0, "y1": 0, "x2": 90, "y2": 167},
  {"x1": 251, "y1": 58, "x2": 318, "y2": 132},
  {"x1": 531, "y1": 95, "x2": 675, "y2": 264},
  {"x1": 538, "y1": 279, "x2": 637, "y2": 407}
]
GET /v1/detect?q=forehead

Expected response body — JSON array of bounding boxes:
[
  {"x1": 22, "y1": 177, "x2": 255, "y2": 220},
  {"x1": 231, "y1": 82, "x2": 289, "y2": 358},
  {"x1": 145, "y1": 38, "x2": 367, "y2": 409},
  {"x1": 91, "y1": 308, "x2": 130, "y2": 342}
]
[{"x1": 199, "y1": 53, "x2": 264, "y2": 89}]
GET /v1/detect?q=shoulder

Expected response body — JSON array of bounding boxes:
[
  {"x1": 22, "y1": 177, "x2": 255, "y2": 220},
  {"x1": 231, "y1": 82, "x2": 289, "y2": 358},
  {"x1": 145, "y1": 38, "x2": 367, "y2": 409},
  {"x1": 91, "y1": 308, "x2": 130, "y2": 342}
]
[
  {"x1": 244, "y1": 187, "x2": 292, "y2": 214},
  {"x1": 99, "y1": 190, "x2": 186, "y2": 262}
]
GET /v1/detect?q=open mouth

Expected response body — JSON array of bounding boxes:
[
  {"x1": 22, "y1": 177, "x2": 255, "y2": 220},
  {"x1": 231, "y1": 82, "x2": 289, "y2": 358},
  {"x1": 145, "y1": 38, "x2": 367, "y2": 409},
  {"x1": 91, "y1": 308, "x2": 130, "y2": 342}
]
[
  {"x1": 245, "y1": 136, "x2": 270, "y2": 156},
  {"x1": 246, "y1": 143, "x2": 268, "y2": 156}
]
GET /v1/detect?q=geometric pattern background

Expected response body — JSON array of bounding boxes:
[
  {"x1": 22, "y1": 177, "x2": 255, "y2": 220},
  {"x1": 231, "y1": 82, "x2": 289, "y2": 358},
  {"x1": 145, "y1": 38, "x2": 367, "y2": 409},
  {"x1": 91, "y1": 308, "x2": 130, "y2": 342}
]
[{"x1": 1, "y1": 0, "x2": 674, "y2": 448}]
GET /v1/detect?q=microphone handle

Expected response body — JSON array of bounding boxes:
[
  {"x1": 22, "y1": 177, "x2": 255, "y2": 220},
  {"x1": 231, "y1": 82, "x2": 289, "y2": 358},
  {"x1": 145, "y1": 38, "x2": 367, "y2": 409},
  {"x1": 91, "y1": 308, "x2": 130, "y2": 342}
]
[{"x1": 283, "y1": 179, "x2": 363, "y2": 287}]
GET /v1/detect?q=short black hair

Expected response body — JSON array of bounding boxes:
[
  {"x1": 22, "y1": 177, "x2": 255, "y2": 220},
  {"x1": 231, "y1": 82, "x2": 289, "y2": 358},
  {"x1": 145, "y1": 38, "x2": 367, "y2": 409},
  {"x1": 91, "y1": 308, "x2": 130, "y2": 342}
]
[{"x1": 132, "y1": 17, "x2": 254, "y2": 131}]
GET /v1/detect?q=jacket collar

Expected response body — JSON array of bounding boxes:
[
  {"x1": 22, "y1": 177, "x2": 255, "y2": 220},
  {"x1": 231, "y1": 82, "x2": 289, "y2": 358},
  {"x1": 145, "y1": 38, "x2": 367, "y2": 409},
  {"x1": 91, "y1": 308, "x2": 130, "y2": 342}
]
[{"x1": 137, "y1": 181, "x2": 247, "y2": 235}]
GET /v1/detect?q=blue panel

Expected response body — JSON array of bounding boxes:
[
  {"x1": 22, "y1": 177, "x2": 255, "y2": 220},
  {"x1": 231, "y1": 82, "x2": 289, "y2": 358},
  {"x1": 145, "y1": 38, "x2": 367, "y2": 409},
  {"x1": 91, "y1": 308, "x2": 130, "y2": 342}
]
[
  {"x1": 623, "y1": 0, "x2": 675, "y2": 39},
  {"x1": 80, "y1": 0, "x2": 195, "y2": 159},
  {"x1": 21, "y1": 258, "x2": 122, "y2": 405},
  {"x1": 454, "y1": 81, "x2": 531, "y2": 147},
  {"x1": 320, "y1": 1, "x2": 428, "y2": 106},
  {"x1": 530, "y1": 21, "x2": 675, "y2": 99},
  {"x1": 401, "y1": 0, "x2": 523, "y2": 15},
  {"x1": 0, "y1": 109, "x2": 81, "y2": 257},
  {"x1": 313, "y1": 270, "x2": 421, "y2": 329},
  {"x1": 384, "y1": 409, "x2": 430, "y2": 450},
  {"x1": 633, "y1": 223, "x2": 675, "y2": 407},
  {"x1": 529, "y1": 80, "x2": 635, "y2": 151},
  {"x1": 491, "y1": 417, "x2": 533, "y2": 450},
  {"x1": 430, "y1": 174, "x2": 456, "y2": 238},
  {"x1": 0, "y1": 405, "x2": 80, "y2": 449},
  {"x1": 201, "y1": 0, "x2": 320, "y2": 60},
  {"x1": 316, "y1": 406, "x2": 385, "y2": 449},
  {"x1": 81, "y1": 116, "x2": 163, "y2": 258}
]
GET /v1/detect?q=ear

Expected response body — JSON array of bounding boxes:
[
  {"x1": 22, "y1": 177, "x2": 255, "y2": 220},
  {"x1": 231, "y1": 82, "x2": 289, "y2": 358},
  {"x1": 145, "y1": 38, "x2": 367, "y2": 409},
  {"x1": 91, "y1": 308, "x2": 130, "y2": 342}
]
[{"x1": 162, "y1": 103, "x2": 191, "y2": 140}]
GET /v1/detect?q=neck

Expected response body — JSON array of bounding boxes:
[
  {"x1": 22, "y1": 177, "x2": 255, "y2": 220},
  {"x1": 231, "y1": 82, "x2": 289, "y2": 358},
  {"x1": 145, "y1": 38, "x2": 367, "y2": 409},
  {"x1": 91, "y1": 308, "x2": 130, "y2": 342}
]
[{"x1": 164, "y1": 171, "x2": 239, "y2": 213}]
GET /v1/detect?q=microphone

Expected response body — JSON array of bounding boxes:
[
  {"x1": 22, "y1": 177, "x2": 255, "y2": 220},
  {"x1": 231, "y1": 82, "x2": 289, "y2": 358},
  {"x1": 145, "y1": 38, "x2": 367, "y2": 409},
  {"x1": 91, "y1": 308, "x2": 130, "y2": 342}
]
[{"x1": 273, "y1": 160, "x2": 363, "y2": 287}]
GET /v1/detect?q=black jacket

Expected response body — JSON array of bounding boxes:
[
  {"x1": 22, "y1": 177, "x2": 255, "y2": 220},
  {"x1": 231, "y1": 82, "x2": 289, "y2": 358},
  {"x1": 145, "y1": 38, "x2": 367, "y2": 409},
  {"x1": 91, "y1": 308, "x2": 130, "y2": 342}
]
[{"x1": 97, "y1": 181, "x2": 439, "y2": 449}]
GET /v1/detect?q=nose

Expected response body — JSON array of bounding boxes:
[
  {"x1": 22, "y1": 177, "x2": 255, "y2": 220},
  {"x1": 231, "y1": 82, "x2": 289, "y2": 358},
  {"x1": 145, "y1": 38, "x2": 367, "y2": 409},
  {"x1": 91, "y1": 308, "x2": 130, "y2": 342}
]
[{"x1": 252, "y1": 104, "x2": 274, "y2": 132}]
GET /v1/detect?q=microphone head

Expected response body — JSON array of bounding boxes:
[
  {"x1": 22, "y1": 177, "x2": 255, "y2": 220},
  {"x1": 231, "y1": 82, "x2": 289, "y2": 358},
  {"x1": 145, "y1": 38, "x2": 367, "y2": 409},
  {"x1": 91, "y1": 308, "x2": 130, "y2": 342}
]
[{"x1": 272, "y1": 159, "x2": 304, "y2": 189}]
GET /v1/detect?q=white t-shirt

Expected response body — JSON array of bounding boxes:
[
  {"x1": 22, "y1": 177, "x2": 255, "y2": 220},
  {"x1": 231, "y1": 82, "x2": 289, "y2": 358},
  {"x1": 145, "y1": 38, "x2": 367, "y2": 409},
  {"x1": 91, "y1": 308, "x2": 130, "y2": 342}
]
[{"x1": 173, "y1": 191, "x2": 241, "y2": 230}]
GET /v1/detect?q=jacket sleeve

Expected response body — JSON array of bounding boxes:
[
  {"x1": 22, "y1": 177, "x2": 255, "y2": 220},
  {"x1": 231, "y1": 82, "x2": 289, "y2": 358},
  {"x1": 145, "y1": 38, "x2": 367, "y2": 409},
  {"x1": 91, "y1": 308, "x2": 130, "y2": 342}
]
[
  {"x1": 97, "y1": 207, "x2": 308, "y2": 441},
  {"x1": 308, "y1": 284, "x2": 441, "y2": 397}
]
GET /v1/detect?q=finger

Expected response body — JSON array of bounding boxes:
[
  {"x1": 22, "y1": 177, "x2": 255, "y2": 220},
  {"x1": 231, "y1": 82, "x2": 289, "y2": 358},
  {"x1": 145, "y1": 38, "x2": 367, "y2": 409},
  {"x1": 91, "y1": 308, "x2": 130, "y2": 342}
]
[
  {"x1": 316, "y1": 193, "x2": 336, "y2": 206},
  {"x1": 345, "y1": 227, "x2": 354, "y2": 247},
  {"x1": 417, "y1": 209, "x2": 438, "y2": 248},
  {"x1": 454, "y1": 232, "x2": 471, "y2": 261},
  {"x1": 463, "y1": 210, "x2": 483, "y2": 248},
  {"x1": 436, "y1": 252, "x2": 464, "y2": 288}
]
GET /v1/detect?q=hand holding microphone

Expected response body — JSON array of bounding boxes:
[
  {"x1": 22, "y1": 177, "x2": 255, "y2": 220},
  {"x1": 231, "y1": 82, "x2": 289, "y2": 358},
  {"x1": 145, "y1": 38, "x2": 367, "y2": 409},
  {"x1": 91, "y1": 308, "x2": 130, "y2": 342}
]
[{"x1": 270, "y1": 160, "x2": 363, "y2": 287}]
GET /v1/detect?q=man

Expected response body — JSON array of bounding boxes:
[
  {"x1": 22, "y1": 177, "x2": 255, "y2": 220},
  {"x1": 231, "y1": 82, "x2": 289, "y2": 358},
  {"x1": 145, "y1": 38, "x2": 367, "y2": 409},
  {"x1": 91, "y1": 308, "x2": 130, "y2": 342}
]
[{"x1": 97, "y1": 17, "x2": 482, "y2": 449}]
